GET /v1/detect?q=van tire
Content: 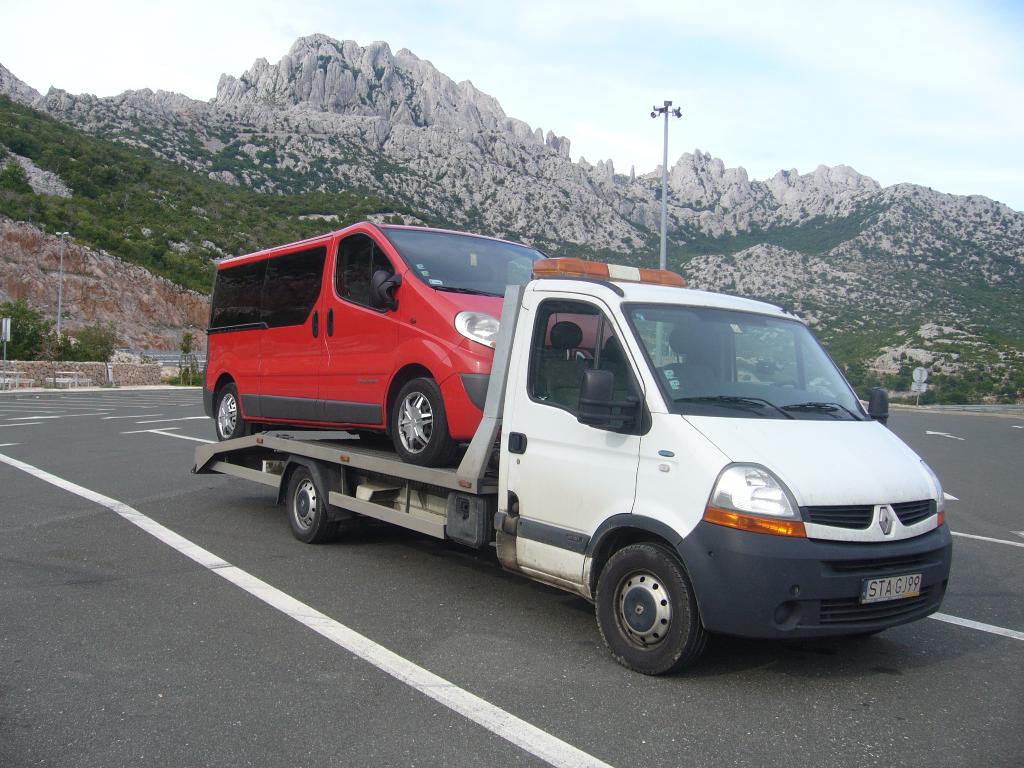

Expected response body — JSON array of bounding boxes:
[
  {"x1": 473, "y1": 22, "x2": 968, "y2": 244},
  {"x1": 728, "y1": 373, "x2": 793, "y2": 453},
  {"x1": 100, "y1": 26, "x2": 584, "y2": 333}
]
[
  {"x1": 596, "y1": 543, "x2": 708, "y2": 675},
  {"x1": 285, "y1": 466, "x2": 338, "y2": 544},
  {"x1": 391, "y1": 377, "x2": 458, "y2": 467},
  {"x1": 215, "y1": 383, "x2": 252, "y2": 441}
]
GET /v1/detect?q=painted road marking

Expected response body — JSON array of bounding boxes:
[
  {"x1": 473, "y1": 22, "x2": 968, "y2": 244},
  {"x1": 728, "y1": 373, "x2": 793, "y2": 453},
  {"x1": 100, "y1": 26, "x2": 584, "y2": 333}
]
[
  {"x1": 951, "y1": 531, "x2": 1024, "y2": 549},
  {"x1": 0, "y1": 422, "x2": 43, "y2": 428},
  {"x1": 1012, "y1": 426, "x2": 1023, "y2": 429},
  {"x1": 943, "y1": 492, "x2": 959, "y2": 501},
  {"x1": 135, "y1": 416, "x2": 209, "y2": 424},
  {"x1": 0, "y1": 443, "x2": 19, "y2": 447},
  {"x1": 122, "y1": 427, "x2": 180, "y2": 434},
  {"x1": 930, "y1": 614, "x2": 1024, "y2": 642},
  {"x1": 925, "y1": 430, "x2": 966, "y2": 441},
  {"x1": 7, "y1": 412, "x2": 109, "y2": 420},
  {"x1": 148, "y1": 429, "x2": 213, "y2": 444},
  {"x1": 1014, "y1": 531, "x2": 1024, "y2": 540},
  {"x1": 0, "y1": 453, "x2": 615, "y2": 768},
  {"x1": 103, "y1": 413, "x2": 163, "y2": 419}
]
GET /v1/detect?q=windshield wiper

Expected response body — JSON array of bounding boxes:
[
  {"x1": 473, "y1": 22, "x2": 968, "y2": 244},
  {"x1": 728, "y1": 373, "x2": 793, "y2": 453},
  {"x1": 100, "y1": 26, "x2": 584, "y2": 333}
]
[
  {"x1": 432, "y1": 286, "x2": 503, "y2": 297},
  {"x1": 782, "y1": 401, "x2": 862, "y2": 420},
  {"x1": 675, "y1": 396, "x2": 794, "y2": 420}
]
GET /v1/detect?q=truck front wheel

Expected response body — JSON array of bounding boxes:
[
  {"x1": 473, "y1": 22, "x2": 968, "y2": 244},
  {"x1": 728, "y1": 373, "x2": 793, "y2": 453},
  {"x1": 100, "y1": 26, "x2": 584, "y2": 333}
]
[{"x1": 596, "y1": 543, "x2": 708, "y2": 674}]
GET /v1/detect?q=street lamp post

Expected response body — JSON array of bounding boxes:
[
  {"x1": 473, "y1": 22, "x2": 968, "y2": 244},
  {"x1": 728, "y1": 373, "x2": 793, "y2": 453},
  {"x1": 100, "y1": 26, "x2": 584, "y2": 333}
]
[
  {"x1": 55, "y1": 231, "x2": 69, "y2": 339},
  {"x1": 650, "y1": 101, "x2": 682, "y2": 271}
]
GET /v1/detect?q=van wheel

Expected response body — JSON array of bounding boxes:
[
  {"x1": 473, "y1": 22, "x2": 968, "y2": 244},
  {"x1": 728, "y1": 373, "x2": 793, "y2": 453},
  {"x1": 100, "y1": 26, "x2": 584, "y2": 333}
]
[
  {"x1": 215, "y1": 383, "x2": 251, "y2": 441},
  {"x1": 596, "y1": 543, "x2": 708, "y2": 675},
  {"x1": 391, "y1": 377, "x2": 458, "y2": 467},
  {"x1": 286, "y1": 466, "x2": 338, "y2": 544}
]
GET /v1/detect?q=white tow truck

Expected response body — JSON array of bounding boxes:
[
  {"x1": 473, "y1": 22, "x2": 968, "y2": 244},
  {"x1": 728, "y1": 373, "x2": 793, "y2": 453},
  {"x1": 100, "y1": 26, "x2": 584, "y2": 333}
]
[{"x1": 194, "y1": 259, "x2": 952, "y2": 674}]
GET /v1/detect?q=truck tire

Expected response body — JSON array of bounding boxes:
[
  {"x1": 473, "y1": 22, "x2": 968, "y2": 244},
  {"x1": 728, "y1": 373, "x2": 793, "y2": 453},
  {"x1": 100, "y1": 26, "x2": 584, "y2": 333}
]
[
  {"x1": 391, "y1": 377, "x2": 458, "y2": 467},
  {"x1": 596, "y1": 543, "x2": 708, "y2": 675},
  {"x1": 285, "y1": 466, "x2": 338, "y2": 544}
]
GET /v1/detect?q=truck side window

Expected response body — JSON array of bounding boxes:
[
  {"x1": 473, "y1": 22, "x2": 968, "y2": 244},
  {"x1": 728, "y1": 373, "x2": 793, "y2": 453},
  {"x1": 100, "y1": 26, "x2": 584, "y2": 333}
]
[
  {"x1": 336, "y1": 234, "x2": 393, "y2": 308},
  {"x1": 528, "y1": 299, "x2": 637, "y2": 414}
]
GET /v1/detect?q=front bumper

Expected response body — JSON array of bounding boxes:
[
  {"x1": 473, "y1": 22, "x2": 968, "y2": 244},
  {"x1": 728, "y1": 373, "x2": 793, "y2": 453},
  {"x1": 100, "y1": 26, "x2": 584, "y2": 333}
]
[{"x1": 677, "y1": 521, "x2": 952, "y2": 639}]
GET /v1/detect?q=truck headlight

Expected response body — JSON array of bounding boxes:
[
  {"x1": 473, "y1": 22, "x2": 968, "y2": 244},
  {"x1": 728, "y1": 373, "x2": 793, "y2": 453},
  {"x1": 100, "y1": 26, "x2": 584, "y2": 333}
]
[
  {"x1": 455, "y1": 312, "x2": 499, "y2": 348},
  {"x1": 704, "y1": 464, "x2": 805, "y2": 537}
]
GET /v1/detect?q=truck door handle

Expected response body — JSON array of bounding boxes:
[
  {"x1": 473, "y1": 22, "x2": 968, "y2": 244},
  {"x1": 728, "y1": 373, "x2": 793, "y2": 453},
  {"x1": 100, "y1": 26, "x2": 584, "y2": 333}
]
[
  {"x1": 312, "y1": 310, "x2": 319, "y2": 338},
  {"x1": 327, "y1": 308, "x2": 334, "y2": 337},
  {"x1": 508, "y1": 432, "x2": 527, "y2": 454}
]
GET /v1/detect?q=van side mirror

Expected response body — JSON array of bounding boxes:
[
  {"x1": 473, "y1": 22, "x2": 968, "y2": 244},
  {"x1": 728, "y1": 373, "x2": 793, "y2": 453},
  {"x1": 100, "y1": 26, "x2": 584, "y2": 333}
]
[
  {"x1": 577, "y1": 368, "x2": 639, "y2": 431},
  {"x1": 868, "y1": 387, "x2": 889, "y2": 425},
  {"x1": 370, "y1": 270, "x2": 402, "y2": 311}
]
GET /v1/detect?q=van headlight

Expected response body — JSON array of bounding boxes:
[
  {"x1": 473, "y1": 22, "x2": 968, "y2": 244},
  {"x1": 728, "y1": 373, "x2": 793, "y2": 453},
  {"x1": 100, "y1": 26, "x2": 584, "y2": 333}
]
[
  {"x1": 704, "y1": 464, "x2": 805, "y2": 537},
  {"x1": 455, "y1": 312, "x2": 499, "y2": 348}
]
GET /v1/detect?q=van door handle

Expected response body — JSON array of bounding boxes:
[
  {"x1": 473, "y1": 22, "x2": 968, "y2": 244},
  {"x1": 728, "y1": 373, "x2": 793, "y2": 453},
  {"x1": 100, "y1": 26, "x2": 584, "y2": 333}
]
[
  {"x1": 312, "y1": 310, "x2": 319, "y2": 338},
  {"x1": 508, "y1": 432, "x2": 527, "y2": 454},
  {"x1": 327, "y1": 308, "x2": 334, "y2": 337}
]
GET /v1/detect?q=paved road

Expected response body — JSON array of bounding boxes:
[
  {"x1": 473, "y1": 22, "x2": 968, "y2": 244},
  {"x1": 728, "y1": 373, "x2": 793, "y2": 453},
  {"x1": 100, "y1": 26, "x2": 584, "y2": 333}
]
[{"x1": 1, "y1": 390, "x2": 1021, "y2": 767}]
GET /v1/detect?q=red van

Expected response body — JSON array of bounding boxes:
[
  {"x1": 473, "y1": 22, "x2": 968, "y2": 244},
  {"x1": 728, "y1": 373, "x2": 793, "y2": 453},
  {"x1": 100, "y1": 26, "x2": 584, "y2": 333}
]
[{"x1": 202, "y1": 223, "x2": 544, "y2": 465}]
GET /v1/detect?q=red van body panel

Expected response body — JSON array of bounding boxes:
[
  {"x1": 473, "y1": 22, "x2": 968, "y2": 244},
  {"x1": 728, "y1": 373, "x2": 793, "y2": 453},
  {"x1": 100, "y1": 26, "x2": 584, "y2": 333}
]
[{"x1": 203, "y1": 223, "x2": 537, "y2": 444}]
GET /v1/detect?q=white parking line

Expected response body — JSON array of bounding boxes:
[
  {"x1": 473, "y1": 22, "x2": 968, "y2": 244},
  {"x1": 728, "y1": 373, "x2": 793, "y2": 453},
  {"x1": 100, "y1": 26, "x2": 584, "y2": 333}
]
[
  {"x1": 951, "y1": 531, "x2": 1024, "y2": 549},
  {"x1": 0, "y1": 443, "x2": 19, "y2": 447},
  {"x1": 7, "y1": 412, "x2": 109, "y2": 420},
  {"x1": 930, "y1": 613, "x2": 1024, "y2": 641},
  {"x1": 0, "y1": 422, "x2": 43, "y2": 428},
  {"x1": 148, "y1": 429, "x2": 213, "y2": 444},
  {"x1": 122, "y1": 427, "x2": 180, "y2": 434},
  {"x1": 0, "y1": 453, "x2": 614, "y2": 768},
  {"x1": 103, "y1": 413, "x2": 163, "y2": 420},
  {"x1": 135, "y1": 416, "x2": 209, "y2": 424}
]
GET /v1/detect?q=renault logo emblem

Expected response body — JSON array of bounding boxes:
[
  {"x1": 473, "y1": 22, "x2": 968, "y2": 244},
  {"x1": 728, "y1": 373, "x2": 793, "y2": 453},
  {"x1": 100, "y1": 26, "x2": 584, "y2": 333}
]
[{"x1": 877, "y1": 505, "x2": 894, "y2": 535}]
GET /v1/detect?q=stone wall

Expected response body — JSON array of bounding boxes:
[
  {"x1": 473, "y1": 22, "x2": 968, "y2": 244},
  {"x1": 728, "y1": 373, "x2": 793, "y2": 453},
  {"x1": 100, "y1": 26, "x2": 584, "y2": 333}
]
[{"x1": 0, "y1": 360, "x2": 162, "y2": 387}]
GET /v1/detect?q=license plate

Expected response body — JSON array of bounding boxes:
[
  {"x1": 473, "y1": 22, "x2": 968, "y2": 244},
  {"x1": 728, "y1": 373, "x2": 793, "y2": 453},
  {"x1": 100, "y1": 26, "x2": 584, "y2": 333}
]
[{"x1": 861, "y1": 573, "x2": 922, "y2": 604}]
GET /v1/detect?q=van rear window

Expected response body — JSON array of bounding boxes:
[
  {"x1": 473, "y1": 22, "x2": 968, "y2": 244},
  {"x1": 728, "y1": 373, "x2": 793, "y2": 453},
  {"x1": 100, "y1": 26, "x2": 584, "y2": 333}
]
[{"x1": 210, "y1": 246, "x2": 326, "y2": 331}]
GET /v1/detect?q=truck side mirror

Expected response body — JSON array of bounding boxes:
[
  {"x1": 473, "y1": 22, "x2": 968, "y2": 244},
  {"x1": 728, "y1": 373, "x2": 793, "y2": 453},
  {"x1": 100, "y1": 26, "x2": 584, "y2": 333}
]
[
  {"x1": 370, "y1": 270, "x2": 402, "y2": 311},
  {"x1": 577, "y1": 368, "x2": 639, "y2": 431},
  {"x1": 868, "y1": 387, "x2": 889, "y2": 425}
]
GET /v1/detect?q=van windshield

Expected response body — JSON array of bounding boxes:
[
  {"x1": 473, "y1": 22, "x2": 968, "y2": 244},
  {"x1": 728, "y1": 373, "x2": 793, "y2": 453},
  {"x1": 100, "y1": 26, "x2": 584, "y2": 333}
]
[
  {"x1": 625, "y1": 304, "x2": 865, "y2": 420},
  {"x1": 381, "y1": 227, "x2": 544, "y2": 297}
]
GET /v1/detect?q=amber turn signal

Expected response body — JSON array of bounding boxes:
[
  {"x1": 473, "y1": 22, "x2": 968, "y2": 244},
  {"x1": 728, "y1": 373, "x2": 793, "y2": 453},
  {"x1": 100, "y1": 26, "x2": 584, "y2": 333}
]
[{"x1": 703, "y1": 506, "x2": 807, "y2": 538}]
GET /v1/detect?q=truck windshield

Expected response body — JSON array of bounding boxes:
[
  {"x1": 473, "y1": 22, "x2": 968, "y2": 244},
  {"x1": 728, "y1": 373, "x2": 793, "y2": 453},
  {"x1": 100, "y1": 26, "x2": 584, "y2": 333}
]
[
  {"x1": 625, "y1": 304, "x2": 865, "y2": 420},
  {"x1": 381, "y1": 227, "x2": 544, "y2": 297}
]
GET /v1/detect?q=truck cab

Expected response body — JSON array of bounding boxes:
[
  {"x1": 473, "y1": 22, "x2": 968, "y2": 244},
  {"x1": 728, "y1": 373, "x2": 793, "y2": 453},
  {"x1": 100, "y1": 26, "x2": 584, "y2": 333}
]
[{"x1": 492, "y1": 263, "x2": 951, "y2": 673}]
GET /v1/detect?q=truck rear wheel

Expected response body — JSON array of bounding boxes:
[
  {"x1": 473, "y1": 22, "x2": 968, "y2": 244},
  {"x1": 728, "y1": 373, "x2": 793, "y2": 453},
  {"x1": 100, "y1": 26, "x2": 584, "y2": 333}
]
[
  {"x1": 285, "y1": 466, "x2": 338, "y2": 544},
  {"x1": 215, "y1": 383, "x2": 251, "y2": 441},
  {"x1": 391, "y1": 377, "x2": 458, "y2": 467},
  {"x1": 596, "y1": 543, "x2": 708, "y2": 675}
]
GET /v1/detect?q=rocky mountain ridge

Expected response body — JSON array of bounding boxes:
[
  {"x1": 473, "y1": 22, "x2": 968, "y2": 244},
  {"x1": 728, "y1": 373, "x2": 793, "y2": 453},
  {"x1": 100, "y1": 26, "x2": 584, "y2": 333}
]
[{"x1": 1, "y1": 35, "x2": 1021, "y2": 399}]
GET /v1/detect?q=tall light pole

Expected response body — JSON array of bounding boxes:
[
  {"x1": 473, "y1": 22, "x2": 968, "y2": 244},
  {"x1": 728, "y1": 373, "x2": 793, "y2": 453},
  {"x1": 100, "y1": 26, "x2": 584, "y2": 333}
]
[
  {"x1": 55, "y1": 231, "x2": 69, "y2": 339},
  {"x1": 650, "y1": 101, "x2": 681, "y2": 270}
]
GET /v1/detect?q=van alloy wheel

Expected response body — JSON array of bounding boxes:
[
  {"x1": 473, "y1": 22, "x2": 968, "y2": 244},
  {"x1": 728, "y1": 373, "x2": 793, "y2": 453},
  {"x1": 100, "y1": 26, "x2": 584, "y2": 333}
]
[
  {"x1": 217, "y1": 390, "x2": 238, "y2": 438},
  {"x1": 398, "y1": 391, "x2": 434, "y2": 454}
]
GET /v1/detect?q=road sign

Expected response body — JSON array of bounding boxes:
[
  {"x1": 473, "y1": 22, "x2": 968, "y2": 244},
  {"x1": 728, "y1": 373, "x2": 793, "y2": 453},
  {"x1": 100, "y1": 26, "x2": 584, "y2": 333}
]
[
  {"x1": 912, "y1": 366, "x2": 929, "y2": 384},
  {"x1": 1, "y1": 317, "x2": 10, "y2": 342},
  {"x1": 911, "y1": 381, "x2": 928, "y2": 394}
]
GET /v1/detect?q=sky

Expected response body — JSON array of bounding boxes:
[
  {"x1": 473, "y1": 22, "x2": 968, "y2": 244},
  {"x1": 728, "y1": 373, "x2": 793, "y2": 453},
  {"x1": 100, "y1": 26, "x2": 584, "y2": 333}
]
[{"x1": 2, "y1": 0, "x2": 1023, "y2": 211}]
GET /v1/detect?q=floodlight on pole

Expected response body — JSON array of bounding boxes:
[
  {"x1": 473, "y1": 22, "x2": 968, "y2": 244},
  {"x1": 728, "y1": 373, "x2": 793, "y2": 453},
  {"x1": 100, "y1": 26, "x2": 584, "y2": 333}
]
[
  {"x1": 650, "y1": 101, "x2": 681, "y2": 271},
  {"x1": 55, "y1": 231, "x2": 69, "y2": 339}
]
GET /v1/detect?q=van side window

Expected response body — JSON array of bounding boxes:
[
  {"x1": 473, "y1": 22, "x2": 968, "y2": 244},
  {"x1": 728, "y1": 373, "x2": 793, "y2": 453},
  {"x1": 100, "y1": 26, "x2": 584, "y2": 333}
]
[
  {"x1": 261, "y1": 247, "x2": 326, "y2": 328},
  {"x1": 336, "y1": 234, "x2": 394, "y2": 307},
  {"x1": 528, "y1": 299, "x2": 637, "y2": 415},
  {"x1": 210, "y1": 260, "x2": 266, "y2": 329}
]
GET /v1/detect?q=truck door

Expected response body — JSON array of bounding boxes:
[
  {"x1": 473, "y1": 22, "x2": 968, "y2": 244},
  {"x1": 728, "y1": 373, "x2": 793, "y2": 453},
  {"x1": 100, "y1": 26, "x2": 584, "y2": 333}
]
[{"x1": 505, "y1": 296, "x2": 642, "y2": 584}]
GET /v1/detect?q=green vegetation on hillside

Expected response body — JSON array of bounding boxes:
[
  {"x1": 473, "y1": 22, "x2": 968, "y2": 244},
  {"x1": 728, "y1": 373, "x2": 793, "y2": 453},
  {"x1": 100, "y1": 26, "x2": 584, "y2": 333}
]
[{"x1": 0, "y1": 96, "x2": 420, "y2": 292}]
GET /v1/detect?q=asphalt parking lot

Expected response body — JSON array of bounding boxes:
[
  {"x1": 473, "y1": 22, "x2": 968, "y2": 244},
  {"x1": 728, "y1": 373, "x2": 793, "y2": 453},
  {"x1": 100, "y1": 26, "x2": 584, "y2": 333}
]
[{"x1": 1, "y1": 389, "x2": 1021, "y2": 767}]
